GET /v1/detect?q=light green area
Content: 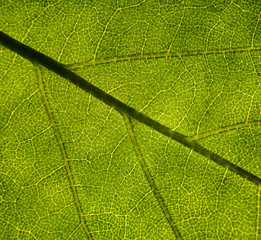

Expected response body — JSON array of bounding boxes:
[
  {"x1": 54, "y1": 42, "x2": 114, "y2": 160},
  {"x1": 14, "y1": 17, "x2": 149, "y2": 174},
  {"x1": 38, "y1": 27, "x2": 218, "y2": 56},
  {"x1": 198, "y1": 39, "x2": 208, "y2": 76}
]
[{"x1": 0, "y1": 0, "x2": 260, "y2": 239}]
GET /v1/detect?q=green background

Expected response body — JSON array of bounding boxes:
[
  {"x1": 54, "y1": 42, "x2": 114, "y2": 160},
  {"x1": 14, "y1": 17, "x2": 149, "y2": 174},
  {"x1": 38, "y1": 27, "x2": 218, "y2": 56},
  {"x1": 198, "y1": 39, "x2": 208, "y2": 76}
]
[{"x1": 0, "y1": 0, "x2": 260, "y2": 239}]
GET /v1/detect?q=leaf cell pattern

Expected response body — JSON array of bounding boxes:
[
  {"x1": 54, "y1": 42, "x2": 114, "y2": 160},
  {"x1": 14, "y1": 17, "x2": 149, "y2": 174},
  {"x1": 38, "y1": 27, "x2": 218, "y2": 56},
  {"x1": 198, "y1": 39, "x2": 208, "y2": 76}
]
[{"x1": 0, "y1": 1, "x2": 261, "y2": 239}]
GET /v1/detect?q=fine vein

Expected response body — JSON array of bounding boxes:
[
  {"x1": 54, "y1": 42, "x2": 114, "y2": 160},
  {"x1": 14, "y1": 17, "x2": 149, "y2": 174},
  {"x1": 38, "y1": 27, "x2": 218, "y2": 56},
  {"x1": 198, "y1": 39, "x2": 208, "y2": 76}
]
[
  {"x1": 35, "y1": 64, "x2": 92, "y2": 239},
  {"x1": 123, "y1": 114, "x2": 183, "y2": 240},
  {"x1": 0, "y1": 31, "x2": 260, "y2": 186}
]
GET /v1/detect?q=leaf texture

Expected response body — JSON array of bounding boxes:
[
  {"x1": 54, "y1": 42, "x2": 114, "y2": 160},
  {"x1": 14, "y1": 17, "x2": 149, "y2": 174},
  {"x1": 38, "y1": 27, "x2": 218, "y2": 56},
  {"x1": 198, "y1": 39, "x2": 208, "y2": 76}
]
[{"x1": 0, "y1": 1, "x2": 261, "y2": 239}]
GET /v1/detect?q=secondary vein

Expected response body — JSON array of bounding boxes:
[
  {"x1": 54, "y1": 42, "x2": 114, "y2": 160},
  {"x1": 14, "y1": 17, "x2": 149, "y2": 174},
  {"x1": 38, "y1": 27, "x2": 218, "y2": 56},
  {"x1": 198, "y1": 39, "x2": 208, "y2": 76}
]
[
  {"x1": 35, "y1": 64, "x2": 92, "y2": 239},
  {"x1": 123, "y1": 114, "x2": 183, "y2": 239}
]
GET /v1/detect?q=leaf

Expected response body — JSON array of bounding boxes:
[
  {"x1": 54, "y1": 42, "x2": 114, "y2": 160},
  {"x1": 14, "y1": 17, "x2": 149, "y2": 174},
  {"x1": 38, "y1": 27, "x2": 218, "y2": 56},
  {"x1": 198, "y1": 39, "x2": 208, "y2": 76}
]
[{"x1": 0, "y1": 1, "x2": 260, "y2": 239}]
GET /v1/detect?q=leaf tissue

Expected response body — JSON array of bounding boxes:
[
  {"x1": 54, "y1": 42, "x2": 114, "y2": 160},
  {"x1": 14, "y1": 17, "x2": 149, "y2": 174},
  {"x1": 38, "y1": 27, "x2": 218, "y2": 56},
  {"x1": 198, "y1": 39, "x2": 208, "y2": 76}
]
[{"x1": 0, "y1": 1, "x2": 260, "y2": 239}]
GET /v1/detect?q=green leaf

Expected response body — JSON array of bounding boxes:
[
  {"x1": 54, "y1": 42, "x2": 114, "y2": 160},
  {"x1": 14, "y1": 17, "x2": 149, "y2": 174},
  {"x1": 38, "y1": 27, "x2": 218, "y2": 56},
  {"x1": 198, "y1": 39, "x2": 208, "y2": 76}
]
[{"x1": 1, "y1": 1, "x2": 260, "y2": 239}]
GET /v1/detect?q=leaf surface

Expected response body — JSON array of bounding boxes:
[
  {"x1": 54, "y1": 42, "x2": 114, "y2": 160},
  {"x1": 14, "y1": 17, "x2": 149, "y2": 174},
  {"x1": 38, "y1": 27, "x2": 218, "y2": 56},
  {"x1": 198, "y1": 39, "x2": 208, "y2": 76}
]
[{"x1": 0, "y1": 1, "x2": 261, "y2": 239}]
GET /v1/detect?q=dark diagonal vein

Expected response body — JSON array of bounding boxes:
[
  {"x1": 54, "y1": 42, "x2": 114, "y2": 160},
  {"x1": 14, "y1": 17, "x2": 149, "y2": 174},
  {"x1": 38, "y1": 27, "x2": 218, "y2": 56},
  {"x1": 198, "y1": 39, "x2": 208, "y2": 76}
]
[
  {"x1": 0, "y1": 31, "x2": 260, "y2": 186},
  {"x1": 123, "y1": 114, "x2": 183, "y2": 239}
]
